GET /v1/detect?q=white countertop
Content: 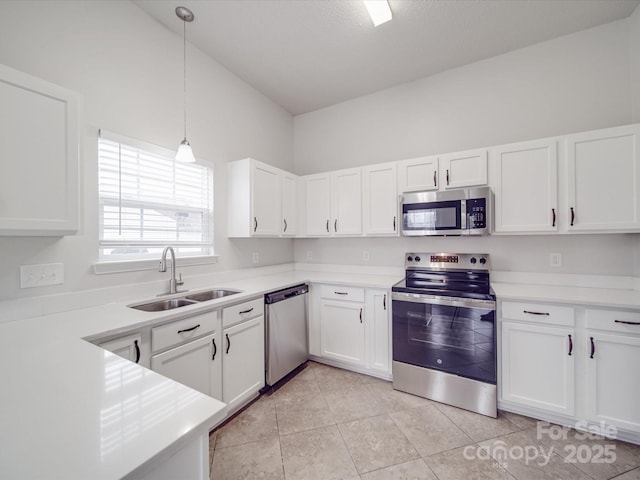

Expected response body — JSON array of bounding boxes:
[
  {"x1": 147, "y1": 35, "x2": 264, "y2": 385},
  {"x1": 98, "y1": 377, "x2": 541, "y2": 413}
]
[{"x1": 2, "y1": 266, "x2": 639, "y2": 479}]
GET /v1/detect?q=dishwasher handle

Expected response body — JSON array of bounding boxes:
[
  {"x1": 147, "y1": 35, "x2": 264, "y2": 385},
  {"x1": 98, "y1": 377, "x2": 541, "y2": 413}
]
[{"x1": 265, "y1": 284, "x2": 309, "y2": 304}]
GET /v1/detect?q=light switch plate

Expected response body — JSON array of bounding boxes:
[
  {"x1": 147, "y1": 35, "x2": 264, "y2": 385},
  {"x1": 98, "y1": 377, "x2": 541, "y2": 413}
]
[
  {"x1": 549, "y1": 253, "x2": 562, "y2": 267},
  {"x1": 20, "y1": 263, "x2": 64, "y2": 288}
]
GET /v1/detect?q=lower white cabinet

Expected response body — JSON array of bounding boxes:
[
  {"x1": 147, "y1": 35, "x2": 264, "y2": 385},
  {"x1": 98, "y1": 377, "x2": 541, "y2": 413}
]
[
  {"x1": 99, "y1": 332, "x2": 143, "y2": 365},
  {"x1": 501, "y1": 321, "x2": 575, "y2": 416},
  {"x1": 320, "y1": 299, "x2": 365, "y2": 366},
  {"x1": 151, "y1": 333, "x2": 222, "y2": 400},
  {"x1": 222, "y1": 315, "x2": 265, "y2": 414},
  {"x1": 586, "y1": 308, "x2": 640, "y2": 433},
  {"x1": 310, "y1": 283, "x2": 391, "y2": 378}
]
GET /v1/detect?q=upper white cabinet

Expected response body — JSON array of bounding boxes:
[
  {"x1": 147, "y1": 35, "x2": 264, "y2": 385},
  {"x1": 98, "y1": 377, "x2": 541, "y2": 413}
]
[
  {"x1": 363, "y1": 162, "x2": 398, "y2": 236},
  {"x1": 565, "y1": 124, "x2": 640, "y2": 232},
  {"x1": 397, "y1": 156, "x2": 439, "y2": 192},
  {"x1": 228, "y1": 158, "x2": 296, "y2": 237},
  {"x1": 439, "y1": 148, "x2": 488, "y2": 189},
  {"x1": 303, "y1": 168, "x2": 362, "y2": 236},
  {"x1": 281, "y1": 172, "x2": 297, "y2": 236},
  {"x1": 491, "y1": 139, "x2": 558, "y2": 233},
  {"x1": 0, "y1": 64, "x2": 80, "y2": 235}
]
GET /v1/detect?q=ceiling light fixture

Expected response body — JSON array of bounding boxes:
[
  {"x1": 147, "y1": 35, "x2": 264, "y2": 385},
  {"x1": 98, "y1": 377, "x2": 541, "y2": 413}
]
[
  {"x1": 175, "y1": 6, "x2": 196, "y2": 163},
  {"x1": 364, "y1": 0, "x2": 392, "y2": 27}
]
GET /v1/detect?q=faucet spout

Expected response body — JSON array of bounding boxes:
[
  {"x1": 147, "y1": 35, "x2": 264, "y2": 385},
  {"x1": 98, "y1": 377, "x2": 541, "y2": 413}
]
[{"x1": 159, "y1": 246, "x2": 184, "y2": 295}]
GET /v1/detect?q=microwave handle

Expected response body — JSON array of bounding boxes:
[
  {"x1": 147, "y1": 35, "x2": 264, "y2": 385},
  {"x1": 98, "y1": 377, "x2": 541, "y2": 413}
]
[{"x1": 460, "y1": 200, "x2": 467, "y2": 230}]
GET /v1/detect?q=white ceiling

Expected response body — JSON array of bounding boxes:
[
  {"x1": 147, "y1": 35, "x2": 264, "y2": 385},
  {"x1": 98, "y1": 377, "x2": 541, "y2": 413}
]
[{"x1": 134, "y1": 0, "x2": 640, "y2": 115}]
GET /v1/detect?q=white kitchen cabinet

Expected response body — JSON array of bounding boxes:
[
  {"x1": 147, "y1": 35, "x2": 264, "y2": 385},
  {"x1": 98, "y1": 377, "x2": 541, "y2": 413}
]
[
  {"x1": 99, "y1": 332, "x2": 143, "y2": 365},
  {"x1": 501, "y1": 321, "x2": 575, "y2": 416},
  {"x1": 365, "y1": 289, "x2": 391, "y2": 375},
  {"x1": 227, "y1": 158, "x2": 285, "y2": 237},
  {"x1": 302, "y1": 168, "x2": 362, "y2": 236},
  {"x1": 439, "y1": 148, "x2": 488, "y2": 189},
  {"x1": 222, "y1": 314, "x2": 265, "y2": 414},
  {"x1": 303, "y1": 173, "x2": 332, "y2": 236},
  {"x1": 151, "y1": 332, "x2": 222, "y2": 400},
  {"x1": 320, "y1": 299, "x2": 365, "y2": 366},
  {"x1": 281, "y1": 172, "x2": 298, "y2": 236},
  {"x1": 491, "y1": 138, "x2": 558, "y2": 233},
  {"x1": 586, "y1": 308, "x2": 640, "y2": 434},
  {"x1": 397, "y1": 156, "x2": 439, "y2": 193},
  {"x1": 363, "y1": 162, "x2": 398, "y2": 236},
  {"x1": 0, "y1": 63, "x2": 80, "y2": 236},
  {"x1": 565, "y1": 124, "x2": 640, "y2": 232}
]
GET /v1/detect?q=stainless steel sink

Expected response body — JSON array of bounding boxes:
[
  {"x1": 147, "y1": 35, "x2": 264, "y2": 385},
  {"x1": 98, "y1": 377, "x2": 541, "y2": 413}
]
[
  {"x1": 185, "y1": 289, "x2": 241, "y2": 302},
  {"x1": 130, "y1": 298, "x2": 198, "y2": 312}
]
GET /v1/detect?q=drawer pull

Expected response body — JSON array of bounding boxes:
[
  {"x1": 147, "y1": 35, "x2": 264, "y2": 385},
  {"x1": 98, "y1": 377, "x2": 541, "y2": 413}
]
[
  {"x1": 615, "y1": 320, "x2": 640, "y2": 326},
  {"x1": 567, "y1": 334, "x2": 573, "y2": 356},
  {"x1": 239, "y1": 307, "x2": 254, "y2": 315},
  {"x1": 334, "y1": 291, "x2": 348, "y2": 295},
  {"x1": 590, "y1": 336, "x2": 595, "y2": 359},
  {"x1": 177, "y1": 324, "x2": 200, "y2": 334},
  {"x1": 134, "y1": 340, "x2": 141, "y2": 364},
  {"x1": 523, "y1": 310, "x2": 550, "y2": 316}
]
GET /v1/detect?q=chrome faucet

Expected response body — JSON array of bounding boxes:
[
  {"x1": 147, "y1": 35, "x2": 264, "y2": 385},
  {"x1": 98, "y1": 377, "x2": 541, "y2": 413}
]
[{"x1": 158, "y1": 246, "x2": 185, "y2": 295}]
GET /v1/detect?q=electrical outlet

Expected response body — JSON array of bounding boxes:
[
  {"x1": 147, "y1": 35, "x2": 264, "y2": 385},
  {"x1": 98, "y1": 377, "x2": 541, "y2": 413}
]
[
  {"x1": 252, "y1": 252, "x2": 260, "y2": 264},
  {"x1": 20, "y1": 263, "x2": 64, "y2": 288},
  {"x1": 306, "y1": 251, "x2": 313, "y2": 260},
  {"x1": 549, "y1": 253, "x2": 562, "y2": 267},
  {"x1": 363, "y1": 251, "x2": 370, "y2": 261}
]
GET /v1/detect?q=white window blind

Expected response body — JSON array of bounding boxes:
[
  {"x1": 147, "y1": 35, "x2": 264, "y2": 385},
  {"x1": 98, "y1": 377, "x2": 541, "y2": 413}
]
[{"x1": 98, "y1": 132, "x2": 213, "y2": 261}]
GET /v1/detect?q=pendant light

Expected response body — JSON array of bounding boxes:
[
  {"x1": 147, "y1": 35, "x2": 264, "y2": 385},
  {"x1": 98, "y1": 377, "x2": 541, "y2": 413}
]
[{"x1": 175, "y1": 6, "x2": 196, "y2": 163}]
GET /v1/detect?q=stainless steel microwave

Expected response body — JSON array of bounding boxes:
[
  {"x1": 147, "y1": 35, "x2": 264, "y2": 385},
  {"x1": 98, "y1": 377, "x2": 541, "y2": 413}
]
[{"x1": 401, "y1": 186, "x2": 493, "y2": 236}]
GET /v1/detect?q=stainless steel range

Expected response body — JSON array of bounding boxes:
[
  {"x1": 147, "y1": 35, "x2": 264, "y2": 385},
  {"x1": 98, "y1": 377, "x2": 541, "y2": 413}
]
[{"x1": 392, "y1": 253, "x2": 497, "y2": 417}]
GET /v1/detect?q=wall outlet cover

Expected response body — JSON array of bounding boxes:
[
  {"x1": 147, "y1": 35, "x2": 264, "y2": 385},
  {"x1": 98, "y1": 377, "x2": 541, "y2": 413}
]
[
  {"x1": 549, "y1": 253, "x2": 562, "y2": 267},
  {"x1": 20, "y1": 263, "x2": 64, "y2": 288}
]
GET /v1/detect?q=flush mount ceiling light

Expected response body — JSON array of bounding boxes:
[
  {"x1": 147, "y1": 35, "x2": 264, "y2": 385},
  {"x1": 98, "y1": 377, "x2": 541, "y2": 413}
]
[
  {"x1": 175, "y1": 5, "x2": 196, "y2": 163},
  {"x1": 363, "y1": 0, "x2": 392, "y2": 27}
]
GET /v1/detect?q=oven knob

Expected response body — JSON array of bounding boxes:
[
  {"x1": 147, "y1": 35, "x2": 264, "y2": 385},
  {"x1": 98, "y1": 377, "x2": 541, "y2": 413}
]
[
  {"x1": 470, "y1": 257, "x2": 477, "y2": 264},
  {"x1": 414, "y1": 256, "x2": 421, "y2": 262},
  {"x1": 407, "y1": 256, "x2": 413, "y2": 262},
  {"x1": 479, "y1": 257, "x2": 486, "y2": 265}
]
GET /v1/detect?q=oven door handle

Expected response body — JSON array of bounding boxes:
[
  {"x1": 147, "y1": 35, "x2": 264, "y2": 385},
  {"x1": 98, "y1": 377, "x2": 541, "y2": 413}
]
[{"x1": 392, "y1": 291, "x2": 496, "y2": 310}]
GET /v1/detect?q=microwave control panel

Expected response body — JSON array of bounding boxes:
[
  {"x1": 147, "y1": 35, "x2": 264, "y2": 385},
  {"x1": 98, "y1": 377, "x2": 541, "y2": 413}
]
[{"x1": 466, "y1": 198, "x2": 487, "y2": 229}]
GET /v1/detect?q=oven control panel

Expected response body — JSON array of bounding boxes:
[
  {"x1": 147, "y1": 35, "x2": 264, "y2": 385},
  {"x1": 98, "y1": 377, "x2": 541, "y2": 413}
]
[{"x1": 405, "y1": 252, "x2": 490, "y2": 271}]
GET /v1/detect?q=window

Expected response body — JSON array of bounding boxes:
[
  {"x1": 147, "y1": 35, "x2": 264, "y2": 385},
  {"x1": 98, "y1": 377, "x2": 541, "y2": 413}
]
[{"x1": 98, "y1": 132, "x2": 213, "y2": 262}]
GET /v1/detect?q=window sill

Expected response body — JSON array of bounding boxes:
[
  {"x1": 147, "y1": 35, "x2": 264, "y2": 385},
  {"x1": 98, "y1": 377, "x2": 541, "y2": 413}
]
[{"x1": 93, "y1": 255, "x2": 219, "y2": 275}]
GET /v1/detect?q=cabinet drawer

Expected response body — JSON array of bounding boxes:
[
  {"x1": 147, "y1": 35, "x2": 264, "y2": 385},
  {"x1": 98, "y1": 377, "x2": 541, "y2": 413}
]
[
  {"x1": 223, "y1": 297, "x2": 263, "y2": 328},
  {"x1": 319, "y1": 285, "x2": 365, "y2": 302},
  {"x1": 152, "y1": 312, "x2": 218, "y2": 353},
  {"x1": 501, "y1": 301, "x2": 574, "y2": 327},
  {"x1": 586, "y1": 308, "x2": 640, "y2": 334}
]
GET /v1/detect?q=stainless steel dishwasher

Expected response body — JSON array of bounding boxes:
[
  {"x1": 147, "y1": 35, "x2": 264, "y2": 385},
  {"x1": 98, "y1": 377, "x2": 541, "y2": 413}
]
[{"x1": 265, "y1": 284, "x2": 309, "y2": 386}]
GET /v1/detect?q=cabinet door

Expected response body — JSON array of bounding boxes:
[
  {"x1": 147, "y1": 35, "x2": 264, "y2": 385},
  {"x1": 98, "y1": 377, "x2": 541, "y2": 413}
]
[
  {"x1": 223, "y1": 316, "x2": 265, "y2": 412},
  {"x1": 99, "y1": 333, "x2": 142, "y2": 364},
  {"x1": 587, "y1": 332, "x2": 640, "y2": 433},
  {"x1": 566, "y1": 124, "x2": 640, "y2": 231},
  {"x1": 0, "y1": 64, "x2": 79, "y2": 235},
  {"x1": 365, "y1": 289, "x2": 390, "y2": 374},
  {"x1": 501, "y1": 321, "x2": 574, "y2": 415},
  {"x1": 252, "y1": 162, "x2": 281, "y2": 236},
  {"x1": 333, "y1": 168, "x2": 362, "y2": 235},
  {"x1": 281, "y1": 173, "x2": 297, "y2": 236},
  {"x1": 492, "y1": 139, "x2": 558, "y2": 233},
  {"x1": 151, "y1": 333, "x2": 222, "y2": 400},
  {"x1": 363, "y1": 163, "x2": 398, "y2": 235},
  {"x1": 439, "y1": 149, "x2": 488, "y2": 189},
  {"x1": 304, "y1": 174, "x2": 332, "y2": 236},
  {"x1": 397, "y1": 156, "x2": 439, "y2": 192},
  {"x1": 320, "y1": 300, "x2": 365, "y2": 366}
]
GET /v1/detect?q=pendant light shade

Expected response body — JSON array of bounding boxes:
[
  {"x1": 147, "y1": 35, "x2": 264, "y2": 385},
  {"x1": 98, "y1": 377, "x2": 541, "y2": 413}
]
[{"x1": 176, "y1": 6, "x2": 196, "y2": 163}]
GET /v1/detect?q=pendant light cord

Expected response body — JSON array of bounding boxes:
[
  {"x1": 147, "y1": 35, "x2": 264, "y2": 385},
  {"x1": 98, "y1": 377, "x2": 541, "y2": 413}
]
[{"x1": 183, "y1": 18, "x2": 187, "y2": 141}]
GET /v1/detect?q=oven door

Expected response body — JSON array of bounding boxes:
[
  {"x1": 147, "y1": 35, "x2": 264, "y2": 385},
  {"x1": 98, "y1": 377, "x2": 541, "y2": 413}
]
[{"x1": 392, "y1": 292, "x2": 496, "y2": 384}]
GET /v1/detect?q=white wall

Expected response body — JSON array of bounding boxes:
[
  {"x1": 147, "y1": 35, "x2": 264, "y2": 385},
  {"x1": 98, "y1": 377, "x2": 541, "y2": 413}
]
[
  {"x1": 293, "y1": 17, "x2": 640, "y2": 277},
  {"x1": 0, "y1": 1, "x2": 294, "y2": 302}
]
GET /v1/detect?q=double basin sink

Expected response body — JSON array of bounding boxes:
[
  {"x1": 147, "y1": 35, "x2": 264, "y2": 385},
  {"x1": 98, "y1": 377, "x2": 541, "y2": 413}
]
[{"x1": 130, "y1": 289, "x2": 242, "y2": 312}]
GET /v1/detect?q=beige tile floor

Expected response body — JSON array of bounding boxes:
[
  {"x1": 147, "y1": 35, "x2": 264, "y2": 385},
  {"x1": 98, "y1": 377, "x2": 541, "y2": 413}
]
[{"x1": 209, "y1": 362, "x2": 640, "y2": 480}]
